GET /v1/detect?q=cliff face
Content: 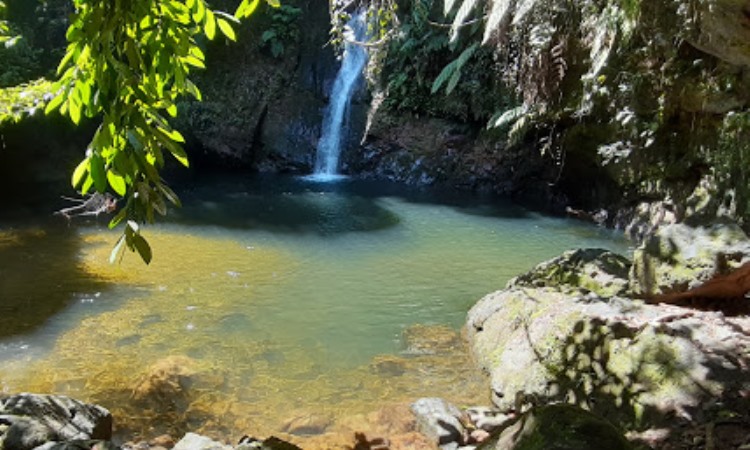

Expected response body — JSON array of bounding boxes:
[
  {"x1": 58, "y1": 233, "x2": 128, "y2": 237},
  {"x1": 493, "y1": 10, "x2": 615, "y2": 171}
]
[
  {"x1": 359, "y1": 0, "x2": 750, "y2": 232},
  {"x1": 3, "y1": 0, "x2": 750, "y2": 230},
  {"x1": 177, "y1": 0, "x2": 354, "y2": 174}
]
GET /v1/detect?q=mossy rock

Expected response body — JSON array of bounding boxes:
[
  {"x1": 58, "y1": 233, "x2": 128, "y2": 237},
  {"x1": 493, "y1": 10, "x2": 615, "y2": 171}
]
[
  {"x1": 630, "y1": 223, "x2": 750, "y2": 296},
  {"x1": 479, "y1": 404, "x2": 632, "y2": 450},
  {"x1": 466, "y1": 284, "x2": 744, "y2": 430},
  {"x1": 508, "y1": 248, "x2": 632, "y2": 297}
]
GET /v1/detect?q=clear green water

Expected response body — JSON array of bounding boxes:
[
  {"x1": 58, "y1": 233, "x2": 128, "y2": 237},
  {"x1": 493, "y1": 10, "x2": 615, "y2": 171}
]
[{"x1": 0, "y1": 174, "x2": 627, "y2": 447}]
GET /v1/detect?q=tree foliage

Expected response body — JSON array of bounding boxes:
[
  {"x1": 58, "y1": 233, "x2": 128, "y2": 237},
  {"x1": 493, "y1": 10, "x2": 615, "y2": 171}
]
[
  {"x1": 44, "y1": 0, "x2": 269, "y2": 264},
  {"x1": 0, "y1": 1, "x2": 12, "y2": 44}
]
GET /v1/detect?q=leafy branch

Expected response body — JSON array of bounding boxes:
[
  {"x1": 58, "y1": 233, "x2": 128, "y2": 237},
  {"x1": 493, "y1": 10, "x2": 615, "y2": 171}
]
[{"x1": 44, "y1": 0, "x2": 271, "y2": 264}]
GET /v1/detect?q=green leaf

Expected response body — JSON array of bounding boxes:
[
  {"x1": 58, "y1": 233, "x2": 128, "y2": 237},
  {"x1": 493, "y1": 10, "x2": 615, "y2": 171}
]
[
  {"x1": 57, "y1": 46, "x2": 75, "y2": 74},
  {"x1": 109, "y1": 206, "x2": 128, "y2": 229},
  {"x1": 69, "y1": 96, "x2": 82, "y2": 124},
  {"x1": 89, "y1": 153, "x2": 107, "y2": 193},
  {"x1": 184, "y1": 55, "x2": 206, "y2": 68},
  {"x1": 204, "y1": 9, "x2": 216, "y2": 40},
  {"x1": 45, "y1": 92, "x2": 65, "y2": 114},
  {"x1": 235, "y1": 0, "x2": 260, "y2": 19},
  {"x1": 262, "y1": 29, "x2": 276, "y2": 42},
  {"x1": 192, "y1": 0, "x2": 206, "y2": 23},
  {"x1": 131, "y1": 233, "x2": 152, "y2": 264},
  {"x1": 71, "y1": 158, "x2": 89, "y2": 189},
  {"x1": 127, "y1": 220, "x2": 140, "y2": 233},
  {"x1": 109, "y1": 235, "x2": 126, "y2": 264},
  {"x1": 80, "y1": 174, "x2": 94, "y2": 195},
  {"x1": 266, "y1": 0, "x2": 280, "y2": 7},
  {"x1": 107, "y1": 170, "x2": 127, "y2": 196},
  {"x1": 157, "y1": 182, "x2": 182, "y2": 207},
  {"x1": 217, "y1": 18, "x2": 236, "y2": 41}
]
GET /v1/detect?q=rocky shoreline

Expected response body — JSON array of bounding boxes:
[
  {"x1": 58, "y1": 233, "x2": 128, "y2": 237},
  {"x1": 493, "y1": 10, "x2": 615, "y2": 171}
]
[{"x1": 3, "y1": 223, "x2": 750, "y2": 450}]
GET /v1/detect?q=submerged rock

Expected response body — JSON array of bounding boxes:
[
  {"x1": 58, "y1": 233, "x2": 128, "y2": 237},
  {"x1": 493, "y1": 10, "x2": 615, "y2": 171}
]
[
  {"x1": 480, "y1": 404, "x2": 632, "y2": 450},
  {"x1": 0, "y1": 393, "x2": 112, "y2": 450},
  {"x1": 401, "y1": 324, "x2": 462, "y2": 356},
  {"x1": 131, "y1": 356, "x2": 198, "y2": 412},
  {"x1": 280, "y1": 412, "x2": 332, "y2": 436}
]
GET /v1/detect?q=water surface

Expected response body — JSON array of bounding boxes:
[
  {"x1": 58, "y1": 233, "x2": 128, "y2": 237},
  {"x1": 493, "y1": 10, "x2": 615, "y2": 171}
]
[{"x1": 0, "y1": 174, "x2": 627, "y2": 447}]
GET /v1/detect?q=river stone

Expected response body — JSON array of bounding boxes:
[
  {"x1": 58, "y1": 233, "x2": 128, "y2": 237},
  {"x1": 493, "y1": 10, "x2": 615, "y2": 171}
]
[
  {"x1": 630, "y1": 223, "x2": 750, "y2": 297},
  {"x1": 280, "y1": 412, "x2": 332, "y2": 436},
  {"x1": 411, "y1": 398, "x2": 467, "y2": 450},
  {"x1": 131, "y1": 356, "x2": 198, "y2": 412},
  {"x1": 32, "y1": 441, "x2": 119, "y2": 450},
  {"x1": 172, "y1": 433, "x2": 232, "y2": 450},
  {"x1": 466, "y1": 286, "x2": 750, "y2": 429},
  {"x1": 0, "y1": 394, "x2": 112, "y2": 450},
  {"x1": 479, "y1": 404, "x2": 632, "y2": 450},
  {"x1": 508, "y1": 248, "x2": 631, "y2": 297}
]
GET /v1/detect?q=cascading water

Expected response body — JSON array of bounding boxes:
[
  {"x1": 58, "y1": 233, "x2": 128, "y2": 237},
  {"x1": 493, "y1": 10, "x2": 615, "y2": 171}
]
[{"x1": 311, "y1": 12, "x2": 368, "y2": 180}]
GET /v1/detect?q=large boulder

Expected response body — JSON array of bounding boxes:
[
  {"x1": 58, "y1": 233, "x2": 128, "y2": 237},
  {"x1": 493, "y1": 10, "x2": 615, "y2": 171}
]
[
  {"x1": 0, "y1": 394, "x2": 112, "y2": 450},
  {"x1": 630, "y1": 223, "x2": 750, "y2": 297},
  {"x1": 466, "y1": 286, "x2": 750, "y2": 429}
]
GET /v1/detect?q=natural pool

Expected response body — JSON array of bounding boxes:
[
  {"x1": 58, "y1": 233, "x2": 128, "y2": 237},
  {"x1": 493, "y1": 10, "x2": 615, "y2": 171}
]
[{"x1": 0, "y1": 174, "x2": 627, "y2": 448}]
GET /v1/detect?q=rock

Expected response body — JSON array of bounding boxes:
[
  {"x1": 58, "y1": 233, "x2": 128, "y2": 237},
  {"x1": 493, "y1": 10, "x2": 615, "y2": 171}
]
[
  {"x1": 280, "y1": 412, "x2": 332, "y2": 436},
  {"x1": 32, "y1": 441, "x2": 119, "y2": 450},
  {"x1": 683, "y1": 0, "x2": 750, "y2": 67},
  {"x1": 480, "y1": 404, "x2": 632, "y2": 450},
  {"x1": 2, "y1": 417, "x2": 56, "y2": 450},
  {"x1": 469, "y1": 428, "x2": 491, "y2": 445},
  {"x1": 630, "y1": 223, "x2": 750, "y2": 297},
  {"x1": 172, "y1": 433, "x2": 231, "y2": 450},
  {"x1": 465, "y1": 407, "x2": 515, "y2": 433},
  {"x1": 237, "y1": 436, "x2": 302, "y2": 450},
  {"x1": 466, "y1": 285, "x2": 750, "y2": 429},
  {"x1": 411, "y1": 398, "x2": 467, "y2": 450},
  {"x1": 148, "y1": 435, "x2": 175, "y2": 448},
  {"x1": 131, "y1": 356, "x2": 198, "y2": 412},
  {"x1": 508, "y1": 248, "x2": 632, "y2": 297},
  {"x1": 370, "y1": 355, "x2": 407, "y2": 377},
  {"x1": 364, "y1": 403, "x2": 418, "y2": 435},
  {"x1": 0, "y1": 394, "x2": 112, "y2": 450},
  {"x1": 401, "y1": 324, "x2": 461, "y2": 356}
]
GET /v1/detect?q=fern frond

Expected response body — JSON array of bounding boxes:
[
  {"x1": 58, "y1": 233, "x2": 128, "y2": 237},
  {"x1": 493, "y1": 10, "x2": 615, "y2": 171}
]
[
  {"x1": 432, "y1": 60, "x2": 460, "y2": 94},
  {"x1": 444, "y1": 0, "x2": 458, "y2": 16},
  {"x1": 482, "y1": 0, "x2": 515, "y2": 43},
  {"x1": 487, "y1": 105, "x2": 527, "y2": 129},
  {"x1": 512, "y1": 0, "x2": 537, "y2": 25},
  {"x1": 431, "y1": 43, "x2": 479, "y2": 94},
  {"x1": 508, "y1": 114, "x2": 532, "y2": 146},
  {"x1": 450, "y1": 0, "x2": 481, "y2": 42}
]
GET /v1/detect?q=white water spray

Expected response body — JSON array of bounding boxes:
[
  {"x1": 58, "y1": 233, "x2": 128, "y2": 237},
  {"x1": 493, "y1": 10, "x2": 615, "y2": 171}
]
[{"x1": 311, "y1": 12, "x2": 368, "y2": 180}]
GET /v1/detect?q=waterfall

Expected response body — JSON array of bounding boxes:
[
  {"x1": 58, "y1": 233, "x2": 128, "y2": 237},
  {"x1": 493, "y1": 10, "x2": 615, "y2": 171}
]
[{"x1": 311, "y1": 12, "x2": 368, "y2": 180}]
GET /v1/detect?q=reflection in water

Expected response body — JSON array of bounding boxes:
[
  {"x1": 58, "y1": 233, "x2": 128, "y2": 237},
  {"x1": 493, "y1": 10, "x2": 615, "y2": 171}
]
[
  {"x1": 171, "y1": 176, "x2": 402, "y2": 235},
  {"x1": 0, "y1": 174, "x2": 628, "y2": 447},
  {"x1": 0, "y1": 226, "x2": 109, "y2": 339}
]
